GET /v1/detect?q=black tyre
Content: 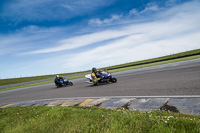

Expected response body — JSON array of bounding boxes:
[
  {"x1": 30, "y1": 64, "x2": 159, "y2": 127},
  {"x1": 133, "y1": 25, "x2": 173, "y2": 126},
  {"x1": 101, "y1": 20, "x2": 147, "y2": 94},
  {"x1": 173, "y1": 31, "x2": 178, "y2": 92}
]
[
  {"x1": 56, "y1": 84, "x2": 62, "y2": 88},
  {"x1": 94, "y1": 81, "x2": 99, "y2": 86},
  {"x1": 69, "y1": 82, "x2": 73, "y2": 86},
  {"x1": 96, "y1": 82, "x2": 99, "y2": 86},
  {"x1": 111, "y1": 78, "x2": 117, "y2": 83}
]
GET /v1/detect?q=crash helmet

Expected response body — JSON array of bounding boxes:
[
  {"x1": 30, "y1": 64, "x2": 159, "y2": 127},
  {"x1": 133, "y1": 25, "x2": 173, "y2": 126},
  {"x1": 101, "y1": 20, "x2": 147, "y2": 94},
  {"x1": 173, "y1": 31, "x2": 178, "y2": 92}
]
[
  {"x1": 56, "y1": 75, "x2": 59, "y2": 78},
  {"x1": 92, "y1": 67, "x2": 97, "y2": 73}
]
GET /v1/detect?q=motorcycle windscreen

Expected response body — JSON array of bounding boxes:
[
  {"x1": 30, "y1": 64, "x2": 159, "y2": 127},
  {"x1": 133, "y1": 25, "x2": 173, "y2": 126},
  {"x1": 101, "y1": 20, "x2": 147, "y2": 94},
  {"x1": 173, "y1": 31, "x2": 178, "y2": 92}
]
[
  {"x1": 102, "y1": 71, "x2": 110, "y2": 76},
  {"x1": 63, "y1": 76, "x2": 69, "y2": 81}
]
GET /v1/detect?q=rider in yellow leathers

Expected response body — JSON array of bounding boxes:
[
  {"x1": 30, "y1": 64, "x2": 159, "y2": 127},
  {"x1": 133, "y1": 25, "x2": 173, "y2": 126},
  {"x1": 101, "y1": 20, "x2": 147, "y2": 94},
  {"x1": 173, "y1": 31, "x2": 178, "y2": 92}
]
[{"x1": 91, "y1": 67, "x2": 102, "y2": 84}]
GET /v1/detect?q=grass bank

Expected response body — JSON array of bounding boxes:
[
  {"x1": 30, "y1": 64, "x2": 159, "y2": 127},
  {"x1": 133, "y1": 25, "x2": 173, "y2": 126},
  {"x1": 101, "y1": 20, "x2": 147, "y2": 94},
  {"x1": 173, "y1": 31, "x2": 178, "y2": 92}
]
[
  {"x1": 107, "y1": 49, "x2": 200, "y2": 70},
  {"x1": 0, "y1": 106, "x2": 200, "y2": 133},
  {"x1": 0, "y1": 71, "x2": 89, "y2": 87},
  {"x1": 110, "y1": 54, "x2": 200, "y2": 73},
  {"x1": 0, "y1": 75, "x2": 84, "y2": 91}
]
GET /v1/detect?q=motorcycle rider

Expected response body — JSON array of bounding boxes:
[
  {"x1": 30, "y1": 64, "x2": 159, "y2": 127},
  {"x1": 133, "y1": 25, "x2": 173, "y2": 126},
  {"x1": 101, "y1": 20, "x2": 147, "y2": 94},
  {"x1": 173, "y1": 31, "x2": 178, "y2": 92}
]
[
  {"x1": 91, "y1": 67, "x2": 101, "y2": 84},
  {"x1": 54, "y1": 75, "x2": 64, "y2": 86}
]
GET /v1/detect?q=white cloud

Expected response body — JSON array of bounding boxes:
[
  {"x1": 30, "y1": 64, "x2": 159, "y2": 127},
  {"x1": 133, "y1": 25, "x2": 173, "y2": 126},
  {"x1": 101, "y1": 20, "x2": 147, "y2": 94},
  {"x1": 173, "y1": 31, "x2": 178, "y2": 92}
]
[
  {"x1": 89, "y1": 14, "x2": 122, "y2": 26},
  {"x1": 24, "y1": 0, "x2": 200, "y2": 55},
  {"x1": 141, "y1": 5, "x2": 159, "y2": 13},
  {"x1": 22, "y1": 25, "x2": 135, "y2": 54},
  {"x1": 90, "y1": 2, "x2": 161, "y2": 26},
  {"x1": 158, "y1": 0, "x2": 200, "y2": 18},
  {"x1": 129, "y1": 3, "x2": 159, "y2": 16},
  {"x1": 59, "y1": 1, "x2": 200, "y2": 70},
  {"x1": 62, "y1": 30, "x2": 200, "y2": 70},
  {"x1": 0, "y1": 0, "x2": 115, "y2": 22},
  {"x1": 165, "y1": 0, "x2": 179, "y2": 6},
  {"x1": 1, "y1": 0, "x2": 200, "y2": 78},
  {"x1": 129, "y1": 9, "x2": 139, "y2": 16},
  {"x1": 0, "y1": 25, "x2": 69, "y2": 56},
  {"x1": 3, "y1": 0, "x2": 200, "y2": 57}
]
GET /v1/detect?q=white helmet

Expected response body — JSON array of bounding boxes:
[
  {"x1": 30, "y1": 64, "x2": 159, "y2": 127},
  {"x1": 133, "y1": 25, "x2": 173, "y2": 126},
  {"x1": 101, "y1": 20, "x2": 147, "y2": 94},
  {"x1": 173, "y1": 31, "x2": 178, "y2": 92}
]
[{"x1": 56, "y1": 75, "x2": 59, "y2": 78}]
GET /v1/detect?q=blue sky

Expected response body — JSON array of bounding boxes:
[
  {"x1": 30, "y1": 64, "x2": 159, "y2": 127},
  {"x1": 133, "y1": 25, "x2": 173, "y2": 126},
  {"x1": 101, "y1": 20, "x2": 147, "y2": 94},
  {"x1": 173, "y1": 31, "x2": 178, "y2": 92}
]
[{"x1": 0, "y1": 0, "x2": 200, "y2": 79}]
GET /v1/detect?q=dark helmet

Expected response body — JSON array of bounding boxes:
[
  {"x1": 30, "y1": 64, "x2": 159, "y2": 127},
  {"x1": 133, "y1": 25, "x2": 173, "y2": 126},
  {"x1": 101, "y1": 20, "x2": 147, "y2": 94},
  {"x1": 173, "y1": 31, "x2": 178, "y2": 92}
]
[{"x1": 92, "y1": 67, "x2": 97, "y2": 73}]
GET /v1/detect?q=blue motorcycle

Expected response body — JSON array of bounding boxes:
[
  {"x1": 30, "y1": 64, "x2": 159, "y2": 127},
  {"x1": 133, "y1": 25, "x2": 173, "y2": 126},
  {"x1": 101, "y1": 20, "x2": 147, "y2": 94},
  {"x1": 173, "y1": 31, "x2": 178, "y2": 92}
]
[
  {"x1": 54, "y1": 76, "x2": 73, "y2": 88},
  {"x1": 85, "y1": 71, "x2": 117, "y2": 85}
]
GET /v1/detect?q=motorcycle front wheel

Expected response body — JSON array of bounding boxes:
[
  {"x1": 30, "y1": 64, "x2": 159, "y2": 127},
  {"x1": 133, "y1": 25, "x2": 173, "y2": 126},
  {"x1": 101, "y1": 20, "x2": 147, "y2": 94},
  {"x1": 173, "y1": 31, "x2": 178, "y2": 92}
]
[
  {"x1": 111, "y1": 78, "x2": 117, "y2": 83},
  {"x1": 56, "y1": 84, "x2": 62, "y2": 88},
  {"x1": 94, "y1": 82, "x2": 99, "y2": 86},
  {"x1": 69, "y1": 82, "x2": 73, "y2": 86}
]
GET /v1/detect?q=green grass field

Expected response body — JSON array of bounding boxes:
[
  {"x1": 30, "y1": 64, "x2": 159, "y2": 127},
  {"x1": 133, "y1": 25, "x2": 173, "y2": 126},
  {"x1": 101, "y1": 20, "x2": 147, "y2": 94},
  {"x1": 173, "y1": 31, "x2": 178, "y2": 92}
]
[
  {"x1": 0, "y1": 71, "x2": 90, "y2": 87},
  {"x1": 0, "y1": 106, "x2": 200, "y2": 133},
  {"x1": 107, "y1": 49, "x2": 200, "y2": 70},
  {"x1": 109, "y1": 54, "x2": 200, "y2": 73},
  {"x1": 0, "y1": 75, "x2": 85, "y2": 91}
]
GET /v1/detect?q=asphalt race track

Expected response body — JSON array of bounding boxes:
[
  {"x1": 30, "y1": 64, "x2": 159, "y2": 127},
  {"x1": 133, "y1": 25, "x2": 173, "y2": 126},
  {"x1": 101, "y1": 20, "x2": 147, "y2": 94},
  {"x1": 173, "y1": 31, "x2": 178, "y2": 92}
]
[{"x1": 0, "y1": 59, "x2": 200, "y2": 104}]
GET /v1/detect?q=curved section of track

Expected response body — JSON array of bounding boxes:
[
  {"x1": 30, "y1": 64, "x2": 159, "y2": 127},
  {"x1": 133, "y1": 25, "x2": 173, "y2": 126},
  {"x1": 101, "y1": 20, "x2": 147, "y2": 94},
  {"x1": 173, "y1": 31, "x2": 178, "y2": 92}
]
[{"x1": 0, "y1": 59, "x2": 200, "y2": 104}]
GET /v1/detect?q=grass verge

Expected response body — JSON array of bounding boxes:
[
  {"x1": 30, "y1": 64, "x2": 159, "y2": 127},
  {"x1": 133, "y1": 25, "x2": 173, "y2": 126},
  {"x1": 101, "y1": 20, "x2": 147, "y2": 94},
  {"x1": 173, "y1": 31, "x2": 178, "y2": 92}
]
[
  {"x1": 0, "y1": 106, "x2": 200, "y2": 133},
  {"x1": 0, "y1": 75, "x2": 85, "y2": 91},
  {"x1": 109, "y1": 54, "x2": 200, "y2": 73},
  {"x1": 107, "y1": 49, "x2": 200, "y2": 70},
  {"x1": 0, "y1": 71, "x2": 90, "y2": 87}
]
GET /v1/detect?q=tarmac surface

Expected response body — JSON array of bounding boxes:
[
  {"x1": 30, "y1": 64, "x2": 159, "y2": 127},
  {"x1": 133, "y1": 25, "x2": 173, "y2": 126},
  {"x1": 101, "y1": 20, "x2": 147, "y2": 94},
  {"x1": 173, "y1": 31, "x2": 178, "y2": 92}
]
[{"x1": 1, "y1": 58, "x2": 200, "y2": 115}]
